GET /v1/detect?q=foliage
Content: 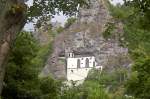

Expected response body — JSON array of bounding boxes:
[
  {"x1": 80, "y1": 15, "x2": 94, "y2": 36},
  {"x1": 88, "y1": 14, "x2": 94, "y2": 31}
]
[
  {"x1": 2, "y1": 31, "x2": 40, "y2": 99},
  {"x1": 125, "y1": 0, "x2": 150, "y2": 29},
  {"x1": 87, "y1": 68, "x2": 128, "y2": 94},
  {"x1": 61, "y1": 83, "x2": 85, "y2": 99},
  {"x1": 83, "y1": 81, "x2": 109, "y2": 99},
  {"x1": 61, "y1": 68, "x2": 129, "y2": 99},
  {"x1": 102, "y1": 22, "x2": 116, "y2": 40},
  {"x1": 27, "y1": 0, "x2": 87, "y2": 21},
  {"x1": 108, "y1": 1, "x2": 150, "y2": 51},
  {"x1": 64, "y1": 17, "x2": 77, "y2": 28},
  {"x1": 2, "y1": 1, "x2": 150, "y2": 99},
  {"x1": 56, "y1": 26, "x2": 64, "y2": 33},
  {"x1": 109, "y1": 0, "x2": 150, "y2": 60},
  {"x1": 124, "y1": 22, "x2": 150, "y2": 60},
  {"x1": 32, "y1": 43, "x2": 52, "y2": 72},
  {"x1": 108, "y1": 3, "x2": 134, "y2": 20},
  {"x1": 109, "y1": 2, "x2": 150, "y2": 99},
  {"x1": 61, "y1": 80, "x2": 109, "y2": 99},
  {"x1": 125, "y1": 57, "x2": 150, "y2": 99},
  {"x1": 39, "y1": 77, "x2": 61, "y2": 99},
  {"x1": 51, "y1": 26, "x2": 64, "y2": 37},
  {"x1": 1, "y1": 32, "x2": 61, "y2": 99}
]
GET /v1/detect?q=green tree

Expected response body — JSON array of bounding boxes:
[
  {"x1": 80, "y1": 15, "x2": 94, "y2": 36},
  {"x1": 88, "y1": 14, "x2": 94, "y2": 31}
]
[
  {"x1": 1, "y1": 32, "x2": 63, "y2": 99},
  {"x1": 61, "y1": 80, "x2": 109, "y2": 99},
  {"x1": 1, "y1": 32, "x2": 41, "y2": 99},
  {"x1": 88, "y1": 69, "x2": 128, "y2": 98},
  {"x1": 102, "y1": 22, "x2": 116, "y2": 40},
  {"x1": 40, "y1": 77, "x2": 61, "y2": 99},
  {"x1": 61, "y1": 83, "x2": 85, "y2": 99},
  {"x1": 104, "y1": 1, "x2": 150, "y2": 99},
  {"x1": 124, "y1": 0, "x2": 150, "y2": 30},
  {"x1": 0, "y1": 0, "x2": 87, "y2": 94},
  {"x1": 126, "y1": 57, "x2": 150, "y2": 99}
]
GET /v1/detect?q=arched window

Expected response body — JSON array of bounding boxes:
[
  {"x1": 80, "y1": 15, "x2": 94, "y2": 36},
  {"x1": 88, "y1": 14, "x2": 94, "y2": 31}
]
[
  {"x1": 77, "y1": 59, "x2": 80, "y2": 68},
  {"x1": 85, "y1": 58, "x2": 89, "y2": 68},
  {"x1": 93, "y1": 62, "x2": 95, "y2": 67}
]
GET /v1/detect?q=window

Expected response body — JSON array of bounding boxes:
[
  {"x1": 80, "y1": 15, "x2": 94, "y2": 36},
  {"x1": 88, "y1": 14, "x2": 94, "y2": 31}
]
[
  {"x1": 93, "y1": 62, "x2": 95, "y2": 67},
  {"x1": 85, "y1": 58, "x2": 89, "y2": 68},
  {"x1": 77, "y1": 59, "x2": 80, "y2": 68}
]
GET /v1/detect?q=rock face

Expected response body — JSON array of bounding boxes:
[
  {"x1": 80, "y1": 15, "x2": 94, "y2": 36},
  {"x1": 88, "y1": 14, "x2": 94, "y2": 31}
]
[
  {"x1": 41, "y1": 0, "x2": 131, "y2": 79},
  {"x1": 33, "y1": 20, "x2": 61, "y2": 45}
]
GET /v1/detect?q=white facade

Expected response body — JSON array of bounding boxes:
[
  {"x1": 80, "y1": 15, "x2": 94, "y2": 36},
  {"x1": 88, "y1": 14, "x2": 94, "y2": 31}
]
[
  {"x1": 67, "y1": 56, "x2": 96, "y2": 69},
  {"x1": 66, "y1": 53, "x2": 102, "y2": 81}
]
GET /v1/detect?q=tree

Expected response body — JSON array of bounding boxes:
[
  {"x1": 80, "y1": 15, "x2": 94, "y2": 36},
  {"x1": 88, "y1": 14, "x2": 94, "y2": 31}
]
[
  {"x1": 61, "y1": 69, "x2": 129, "y2": 99},
  {"x1": 39, "y1": 77, "x2": 61, "y2": 99},
  {"x1": 61, "y1": 80, "x2": 110, "y2": 99},
  {"x1": 106, "y1": 1, "x2": 150, "y2": 98},
  {"x1": 1, "y1": 31, "x2": 62, "y2": 99},
  {"x1": 124, "y1": 0, "x2": 150, "y2": 30},
  {"x1": 126, "y1": 57, "x2": 150, "y2": 99},
  {"x1": 0, "y1": 0, "x2": 87, "y2": 94},
  {"x1": 1, "y1": 32, "x2": 41, "y2": 99}
]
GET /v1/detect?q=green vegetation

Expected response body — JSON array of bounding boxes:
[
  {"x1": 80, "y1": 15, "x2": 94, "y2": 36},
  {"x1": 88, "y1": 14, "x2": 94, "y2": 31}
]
[
  {"x1": 126, "y1": 58, "x2": 150, "y2": 99},
  {"x1": 124, "y1": 0, "x2": 150, "y2": 30},
  {"x1": 61, "y1": 71, "x2": 110, "y2": 99},
  {"x1": 102, "y1": 22, "x2": 116, "y2": 40},
  {"x1": 39, "y1": 77, "x2": 61, "y2": 99},
  {"x1": 88, "y1": 69, "x2": 128, "y2": 99},
  {"x1": 1, "y1": 32, "x2": 60, "y2": 99},
  {"x1": 56, "y1": 26, "x2": 64, "y2": 34},
  {"x1": 2, "y1": 32, "x2": 40, "y2": 99},
  {"x1": 60, "y1": 68, "x2": 129, "y2": 99},
  {"x1": 64, "y1": 17, "x2": 77, "y2": 28},
  {"x1": 1, "y1": 31, "x2": 130, "y2": 99},
  {"x1": 1, "y1": 0, "x2": 150, "y2": 99},
  {"x1": 0, "y1": 0, "x2": 88, "y2": 95},
  {"x1": 32, "y1": 42, "x2": 52, "y2": 72},
  {"x1": 27, "y1": 0, "x2": 87, "y2": 20},
  {"x1": 109, "y1": 1, "x2": 150, "y2": 99}
]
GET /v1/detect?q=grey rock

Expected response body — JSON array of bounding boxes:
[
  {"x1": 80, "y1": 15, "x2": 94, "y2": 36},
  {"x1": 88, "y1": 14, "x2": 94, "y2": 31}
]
[{"x1": 41, "y1": 0, "x2": 131, "y2": 79}]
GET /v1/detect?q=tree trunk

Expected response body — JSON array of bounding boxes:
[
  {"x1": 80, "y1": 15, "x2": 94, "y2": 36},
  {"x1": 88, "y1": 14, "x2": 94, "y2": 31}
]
[{"x1": 0, "y1": 0, "x2": 26, "y2": 95}]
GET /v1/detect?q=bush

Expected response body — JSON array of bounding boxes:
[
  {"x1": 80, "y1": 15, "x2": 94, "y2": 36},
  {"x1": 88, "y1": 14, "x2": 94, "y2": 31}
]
[
  {"x1": 126, "y1": 57, "x2": 150, "y2": 99},
  {"x1": 64, "y1": 17, "x2": 76, "y2": 28}
]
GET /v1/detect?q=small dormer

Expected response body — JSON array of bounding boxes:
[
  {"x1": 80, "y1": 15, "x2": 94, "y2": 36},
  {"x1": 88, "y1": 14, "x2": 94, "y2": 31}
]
[{"x1": 68, "y1": 52, "x2": 74, "y2": 58}]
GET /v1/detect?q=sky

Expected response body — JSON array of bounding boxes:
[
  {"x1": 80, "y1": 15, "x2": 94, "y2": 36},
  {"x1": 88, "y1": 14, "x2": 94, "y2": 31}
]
[{"x1": 24, "y1": 0, "x2": 124, "y2": 31}]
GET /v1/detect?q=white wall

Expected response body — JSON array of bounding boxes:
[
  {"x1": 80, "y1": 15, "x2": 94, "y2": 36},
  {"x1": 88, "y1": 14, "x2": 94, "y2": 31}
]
[
  {"x1": 67, "y1": 68, "x2": 91, "y2": 81},
  {"x1": 67, "y1": 58, "x2": 78, "y2": 68},
  {"x1": 67, "y1": 56, "x2": 96, "y2": 69},
  {"x1": 67, "y1": 56, "x2": 99, "y2": 81}
]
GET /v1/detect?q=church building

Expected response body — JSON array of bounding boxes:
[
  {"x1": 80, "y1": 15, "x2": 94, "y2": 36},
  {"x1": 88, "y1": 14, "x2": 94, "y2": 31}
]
[{"x1": 66, "y1": 52, "x2": 102, "y2": 81}]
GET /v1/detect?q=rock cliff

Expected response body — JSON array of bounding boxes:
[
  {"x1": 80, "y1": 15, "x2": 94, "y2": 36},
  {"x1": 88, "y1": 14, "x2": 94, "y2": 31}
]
[{"x1": 41, "y1": 0, "x2": 131, "y2": 79}]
